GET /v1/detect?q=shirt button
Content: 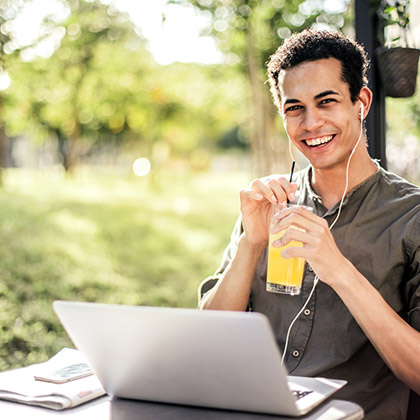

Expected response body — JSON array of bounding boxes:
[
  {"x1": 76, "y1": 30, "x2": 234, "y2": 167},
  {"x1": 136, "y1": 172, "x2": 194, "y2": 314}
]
[
  {"x1": 292, "y1": 350, "x2": 300, "y2": 358},
  {"x1": 308, "y1": 266, "x2": 313, "y2": 272},
  {"x1": 304, "y1": 309, "x2": 311, "y2": 316}
]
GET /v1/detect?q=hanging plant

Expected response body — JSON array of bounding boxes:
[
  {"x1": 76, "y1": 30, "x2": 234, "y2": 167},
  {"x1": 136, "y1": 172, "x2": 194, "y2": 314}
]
[{"x1": 371, "y1": 0, "x2": 419, "y2": 98}]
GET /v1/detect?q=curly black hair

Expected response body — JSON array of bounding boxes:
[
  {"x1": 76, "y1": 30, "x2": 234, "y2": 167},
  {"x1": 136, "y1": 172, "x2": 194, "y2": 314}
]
[{"x1": 267, "y1": 29, "x2": 370, "y2": 110}]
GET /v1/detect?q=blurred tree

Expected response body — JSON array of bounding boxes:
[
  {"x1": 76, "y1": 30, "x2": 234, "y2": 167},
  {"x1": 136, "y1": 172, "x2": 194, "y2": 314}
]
[
  {"x1": 6, "y1": 0, "x2": 149, "y2": 172},
  {"x1": 176, "y1": 0, "x2": 352, "y2": 175},
  {"x1": 5, "y1": 0, "x2": 249, "y2": 173},
  {"x1": 0, "y1": 0, "x2": 35, "y2": 185}
]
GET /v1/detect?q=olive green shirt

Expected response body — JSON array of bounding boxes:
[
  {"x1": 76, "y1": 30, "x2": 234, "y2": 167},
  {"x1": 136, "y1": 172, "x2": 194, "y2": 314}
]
[{"x1": 200, "y1": 165, "x2": 420, "y2": 420}]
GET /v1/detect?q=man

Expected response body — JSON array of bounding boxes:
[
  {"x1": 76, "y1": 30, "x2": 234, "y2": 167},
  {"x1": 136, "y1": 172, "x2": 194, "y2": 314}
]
[{"x1": 199, "y1": 30, "x2": 420, "y2": 419}]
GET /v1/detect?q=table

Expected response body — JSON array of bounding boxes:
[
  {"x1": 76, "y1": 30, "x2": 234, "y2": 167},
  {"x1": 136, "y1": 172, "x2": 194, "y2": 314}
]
[{"x1": 0, "y1": 396, "x2": 363, "y2": 420}]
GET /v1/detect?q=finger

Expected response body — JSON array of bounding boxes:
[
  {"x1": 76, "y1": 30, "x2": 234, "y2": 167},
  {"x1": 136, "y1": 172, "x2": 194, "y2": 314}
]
[
  {"x1": 273, "y1": 230, "x2": 318, "y2": 262},
  {"x1": 250, "y1": 179, "x2": 278, "y2": 203},
  {"x1": 281, "y1": 245, "x2": 307, "y2": 259},
  {"x1": 240, "y1": 187, "x2": 264, "y2": 202},
  {"x1": 280, "y1": 240, "x2": 320, "y2": 260},
  {"x1": 272, "y1": 177, "x2": 298, "y2": 202},
  {"x1": 271, "y1": 207, "x2": 315, "y2": 233},
  {"x1": 272, "y1": 226, "x2": 308, "y2": 247},
  {"x1": 266, "y1": 178, "x2": 288, "y2": 203},
  {"x1": 265, "y1": 177, "x2": 298, "y2": 203}
]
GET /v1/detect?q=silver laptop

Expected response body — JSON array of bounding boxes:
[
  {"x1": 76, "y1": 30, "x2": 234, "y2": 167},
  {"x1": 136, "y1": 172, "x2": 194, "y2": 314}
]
[{"x1": 53, "y1": 301, "x2": 346, "y2": 417}]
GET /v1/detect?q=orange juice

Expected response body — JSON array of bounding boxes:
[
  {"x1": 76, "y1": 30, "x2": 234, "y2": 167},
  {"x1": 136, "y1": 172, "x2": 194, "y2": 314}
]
[{"x1": 266, "y1": 229, "x2": 305, "y2": 295}]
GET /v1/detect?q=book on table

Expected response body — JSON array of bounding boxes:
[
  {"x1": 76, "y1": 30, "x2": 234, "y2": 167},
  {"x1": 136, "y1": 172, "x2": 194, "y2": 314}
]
[{"x1": 0, "y1": 348, "x2": 106, "y2": 410}]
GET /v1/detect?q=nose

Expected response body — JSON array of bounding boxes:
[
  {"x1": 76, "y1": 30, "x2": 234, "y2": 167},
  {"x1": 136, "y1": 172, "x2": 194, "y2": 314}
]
[{"x1": 301, "y1": 107, "x2": 324, "y2": 131}]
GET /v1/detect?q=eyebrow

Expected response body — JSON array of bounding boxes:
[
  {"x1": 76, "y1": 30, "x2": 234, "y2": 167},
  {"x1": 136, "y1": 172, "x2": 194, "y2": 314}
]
[
  {"x1": 314, "y1": 90, "x2": 340, "y2": 100},
  {"x1": 284, "y1": 98, "x2": 300, "y2": 106},
  {"x1": 283, "y1": 90, "x2": 340, "y2": 106}
]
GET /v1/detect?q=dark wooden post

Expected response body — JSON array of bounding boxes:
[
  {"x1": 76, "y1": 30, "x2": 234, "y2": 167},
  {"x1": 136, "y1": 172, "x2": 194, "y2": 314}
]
[{"x1": 355, "y1": 0, "x2": 387, "y2": 169}]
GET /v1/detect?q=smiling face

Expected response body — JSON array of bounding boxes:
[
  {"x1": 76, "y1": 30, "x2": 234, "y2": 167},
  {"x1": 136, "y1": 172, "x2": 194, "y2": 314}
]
[{"x1": 279, "y1": 58, "x2": 368, "y2": 171}]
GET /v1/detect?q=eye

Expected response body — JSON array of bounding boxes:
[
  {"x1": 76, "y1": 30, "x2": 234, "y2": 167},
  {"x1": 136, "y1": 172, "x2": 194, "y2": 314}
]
[
  {"x1": 284, "y1": 105, "x2": 303, "y2": 113},
  {"x1": 319, "y1": 98, "x2": 336, "y2": 105}
]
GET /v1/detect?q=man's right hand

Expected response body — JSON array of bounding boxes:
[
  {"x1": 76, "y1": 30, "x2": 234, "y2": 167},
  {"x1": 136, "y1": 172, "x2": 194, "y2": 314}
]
[
  {"x1": 200, "y1": 175, "x2": 297, "y2": 311},
  {"x1": 239, "y1": 176, "x2": 298, "y2": 250}
]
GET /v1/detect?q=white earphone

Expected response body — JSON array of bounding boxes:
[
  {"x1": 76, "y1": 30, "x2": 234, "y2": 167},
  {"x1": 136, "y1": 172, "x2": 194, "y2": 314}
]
[{"x1": 281, "y1": 97, "x2": 367, "y2": 365}]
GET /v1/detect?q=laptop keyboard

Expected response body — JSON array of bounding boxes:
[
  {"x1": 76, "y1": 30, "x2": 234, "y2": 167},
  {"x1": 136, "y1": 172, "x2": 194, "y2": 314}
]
[{"x1": 291, "y1": 390, "x2": 313, "y2": 400}]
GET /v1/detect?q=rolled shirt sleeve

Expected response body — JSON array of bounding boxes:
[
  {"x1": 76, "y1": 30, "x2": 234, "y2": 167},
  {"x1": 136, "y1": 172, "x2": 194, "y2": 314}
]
[
  {"x1": 405, "y1": 212, "x2": 420, "y2": 331},
  {"x1": 197, "y1": 165, "x2": 420, "y2": 419}
]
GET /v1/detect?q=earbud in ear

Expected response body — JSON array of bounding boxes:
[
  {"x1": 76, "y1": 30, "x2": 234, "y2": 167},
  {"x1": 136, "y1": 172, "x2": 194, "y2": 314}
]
[{"x1": 359, "y1": 103, "x2": 364, "y2": 120}]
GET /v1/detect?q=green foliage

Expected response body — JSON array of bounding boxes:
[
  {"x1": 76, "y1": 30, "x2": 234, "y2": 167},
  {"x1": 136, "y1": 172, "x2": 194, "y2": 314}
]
[
  {"x1": 3, "y1": 0, "x2": 249, "y2": 171},
  {"x1": 371, "y1": 0, "x2": 412, "y2": 46},
  {"x1": 0, "y1": 167, "x2": 249, "y2": 371},
  {"x1": 176, "y1": 0, "x2": 352, "y2": 70},
  {"x1": 5, "y1": 1, "x2": 142, "y2": 138},
  {"x1": 0, "y1": 0, "x2": 33, "y2": 67},
  {"x1": 172, "y1": 0, "x2": 352, "y2": 175}
]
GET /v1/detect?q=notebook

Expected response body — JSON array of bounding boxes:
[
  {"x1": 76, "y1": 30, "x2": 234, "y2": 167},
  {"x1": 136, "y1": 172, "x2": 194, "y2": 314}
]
[{"x1": 53, "y1": 301, "x2": 346, "y2": 417}]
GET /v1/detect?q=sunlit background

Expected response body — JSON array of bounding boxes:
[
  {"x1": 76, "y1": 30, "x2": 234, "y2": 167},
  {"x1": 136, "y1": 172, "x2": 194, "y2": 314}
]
[
  {"x1": 0, "y1": 0, "x2": 420, "y2": 369},
  {"x1": 1, "y1": 0, "x2": 420, "y2": 179}
]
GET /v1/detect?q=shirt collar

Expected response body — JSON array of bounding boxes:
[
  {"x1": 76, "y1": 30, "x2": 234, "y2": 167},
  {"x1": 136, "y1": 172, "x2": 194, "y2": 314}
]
[{"x1": 303, "y1": 160, "x2": 381, "y2": 213}]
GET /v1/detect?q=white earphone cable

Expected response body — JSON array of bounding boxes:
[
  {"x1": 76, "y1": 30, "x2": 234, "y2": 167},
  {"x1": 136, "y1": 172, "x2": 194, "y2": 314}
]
[
  {"x1": 281, "y1": 276, "x2": 318, "y2": 364},
  {"x1": 281, "y1": 103, "x2": 364, "y2": 367},
  {"x1": 329, "y1": 104, "x2": 364, "y2": 230}
]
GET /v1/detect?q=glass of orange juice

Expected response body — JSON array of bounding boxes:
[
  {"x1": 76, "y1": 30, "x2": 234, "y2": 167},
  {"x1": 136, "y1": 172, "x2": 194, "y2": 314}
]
[{"x1": 266, "y1": 203, "x2": 312, "y2": 295}]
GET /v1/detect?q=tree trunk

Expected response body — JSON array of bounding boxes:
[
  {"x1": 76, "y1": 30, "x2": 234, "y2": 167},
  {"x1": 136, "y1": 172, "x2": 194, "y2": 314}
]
[
  {"x1": 246, "y1": 30, "x2": 289, "y2": 177},
  {"x1": 56, "y1": 127, "x2": 79, "y2": 173}
]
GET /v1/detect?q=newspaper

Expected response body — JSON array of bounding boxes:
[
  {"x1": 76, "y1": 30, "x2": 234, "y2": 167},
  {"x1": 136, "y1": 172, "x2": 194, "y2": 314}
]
[{"x1": 0, "y1": 348, "x2": 106, "y2": 410}]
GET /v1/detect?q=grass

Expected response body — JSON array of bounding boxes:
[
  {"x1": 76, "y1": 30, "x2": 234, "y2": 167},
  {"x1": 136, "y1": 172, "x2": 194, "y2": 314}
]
[{"x1": 0, "y1": 166, "x2": 250, "y2": 371}]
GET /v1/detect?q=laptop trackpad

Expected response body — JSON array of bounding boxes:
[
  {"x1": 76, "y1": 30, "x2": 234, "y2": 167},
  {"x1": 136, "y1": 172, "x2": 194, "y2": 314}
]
[{"x1": 288, "y1": 376, "x2": 347, "y2": 414}]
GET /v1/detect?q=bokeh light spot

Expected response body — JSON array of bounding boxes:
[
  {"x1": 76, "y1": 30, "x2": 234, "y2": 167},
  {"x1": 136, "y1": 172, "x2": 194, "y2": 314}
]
[{"x1": 132, "y1": 158, "x2": 151, "y2": 176}]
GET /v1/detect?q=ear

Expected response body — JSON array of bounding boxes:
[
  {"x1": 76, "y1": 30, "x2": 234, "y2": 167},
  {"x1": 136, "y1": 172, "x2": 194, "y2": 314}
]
[{"x1": 357, "y1": 87, "x2": 373, "y2": 120}]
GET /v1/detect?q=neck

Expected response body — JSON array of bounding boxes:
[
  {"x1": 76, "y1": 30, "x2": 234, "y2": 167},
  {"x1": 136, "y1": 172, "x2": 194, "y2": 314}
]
[{"x1": 310, "y1": 148, "x2": 377, "y2": 210}]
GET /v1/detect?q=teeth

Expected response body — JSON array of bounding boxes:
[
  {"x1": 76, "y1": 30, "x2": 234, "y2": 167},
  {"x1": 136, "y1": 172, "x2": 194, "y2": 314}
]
[{"x1": 306, "y1": 135, "x2": 333, "y2": 146}]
